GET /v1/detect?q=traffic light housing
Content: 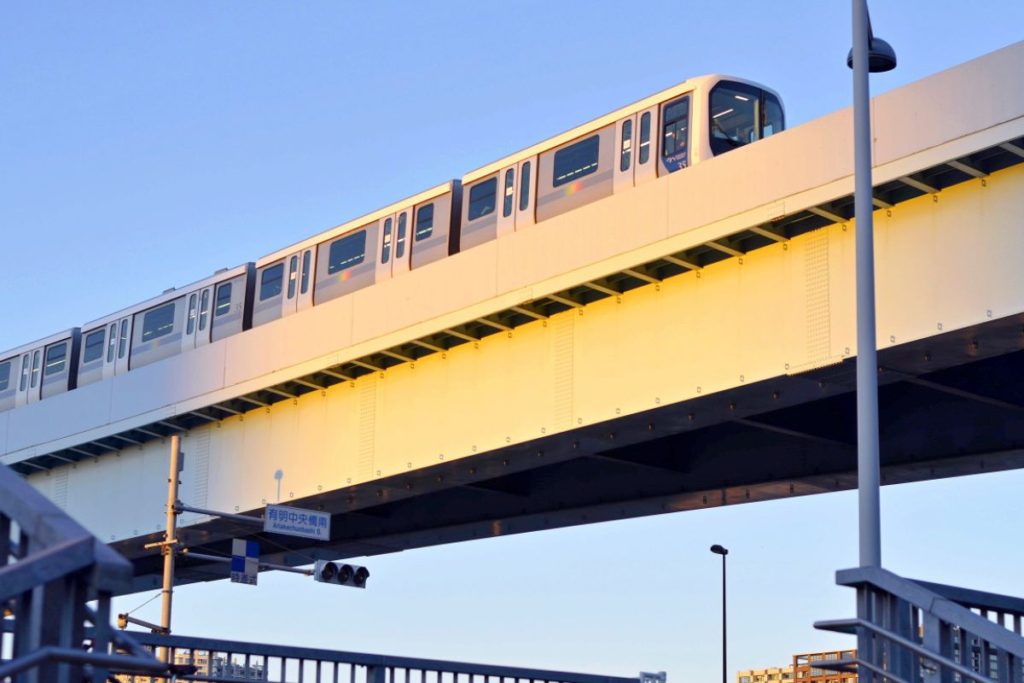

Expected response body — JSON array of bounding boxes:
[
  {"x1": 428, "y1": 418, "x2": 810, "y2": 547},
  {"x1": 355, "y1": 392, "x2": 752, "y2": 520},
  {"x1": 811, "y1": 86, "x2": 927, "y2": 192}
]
[{"x1": 314, "y1": 560, "x2": 369, "y2": 588}]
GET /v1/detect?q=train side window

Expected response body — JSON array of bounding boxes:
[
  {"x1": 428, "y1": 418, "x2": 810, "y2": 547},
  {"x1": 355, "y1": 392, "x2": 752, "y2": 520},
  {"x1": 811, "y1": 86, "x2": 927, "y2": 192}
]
[
  {"x1": 396, "y1": 213, "x2": 407, "y2": 259},
  {"x1": 763, "y1": 92, "x2": 784, "y2": 137},
  {"x1": 502, "y1": 169, "x2": 515, "y2": 217},
  {"x1": 415, "y1": 204, "x2": 434, "y2": 241},
  {"x1": 0, "y1": 361, "x2": 10, "y2": 392},
  {"x1": 118, "y1": 319, "x2": 128, "y2": 358},
  {"x1": 19, "y1": 354, "x2": 29, "y2": 391},
  {"x1": 44, "y1": 343, "x2": 66, "y2": 376},
  {"x1": 107, "y1": 324, "x2": 117, "y2": 362},
  {"x1": 381, "y1": 218, "x2": 393, "y2": 264},
  {"x1": 186, "y1": 294, "x2": 197, "y2": 334},
  {"x1": 83, "y1": 329, "x2": 105, "y2": 364},
  {"x1": 30, "y1": 350, "x2": 40, "y2": 388},
  {"x1": 553, "y1": 135, "x2": 600, "y2": 187},
  {"x1": 468, "y1": 178, "x2": 497, "y2": 220},
  {"x1": 327, "y1": 231, "x2": 367, "y2": 274},
  {"x1": 661, "y1": 96, "x2": 691, "y2": 167},
  {"x1": 142, "y1": 303, "x2": 175, "y2": 342},
  {"x1": 639, "y1": 112, "x2": 651, "y2": 164},
  {"x1": 260, "y1": 264, "x2": 284, "y2": 301},
  {"x1": 519, "y1": 161, "x2": 531, "y2": 211},
  {"x1": 287, "y1": 256, "x2": 298, "y2": 299},
  {"x1": 216, "y1": 282, "x2": 233, "y2": 315},
  {"x1": 198, "y1": 291, "x2": 210, "y2": 331},
  {"x1": 300, "y1": 251, "x2": 311, "y2": 294},
  {"x1": 620, "y1": 119, "x2": 633, "y2": 172}
]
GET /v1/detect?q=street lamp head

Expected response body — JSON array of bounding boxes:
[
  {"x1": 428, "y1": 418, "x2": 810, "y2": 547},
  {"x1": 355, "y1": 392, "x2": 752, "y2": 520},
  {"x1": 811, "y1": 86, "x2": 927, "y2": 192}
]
[
  {"x1": 846, "y1": 35, "x2": 897, "y2": 73},
  {"x1": 710, "y1": 544, "x2": 729, "y2": 555}
]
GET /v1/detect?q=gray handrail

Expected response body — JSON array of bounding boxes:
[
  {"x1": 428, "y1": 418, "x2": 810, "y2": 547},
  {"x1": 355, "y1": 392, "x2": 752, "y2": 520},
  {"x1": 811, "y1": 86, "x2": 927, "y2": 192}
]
[
  {"x1": 818, "y1": 565, "x2": 1024, "y2": 683},
  {"x1": 836, "y1": 566, "x2": 1024, "y2": 658},
  {"x1": 0, "y1": 463, "x2": 167, "y2": 682}
]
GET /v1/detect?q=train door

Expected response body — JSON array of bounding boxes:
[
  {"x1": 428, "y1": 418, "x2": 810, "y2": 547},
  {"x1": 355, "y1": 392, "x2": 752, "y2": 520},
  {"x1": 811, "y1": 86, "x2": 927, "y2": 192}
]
[
  {"x1": 280, "y1": 253, "x2": 302, "y2": 318},
  {"x1": 392, "y1": 209, "x2": 411, "y2": 276},
  {"x1": 515, "y1": 157, "x2": 536, "y2": 229},
  {"x1": 23, "y1": 348, "x2": 42, "y2": 405},
  {"x1": 634, "y1": 106, "x2": 658, "y2": 185},
  {"x1": 614, "y1": 115, "x2": 637, "y2": 192},
  {"x1": 184, "y1": 288, "x2": 213, "y2": 348},
  {"x1": 496, "y1": 165, "x2": 517, "y2": 238},
  {"x1": 375, "y1": 215, "x2": 396, "y2": 281},
  {"x1": 296, "y1": 248, "x2": 314, "y2": 313},
  {"x1": 14, "y1": 351, "x2": 35, "y2": 407}
]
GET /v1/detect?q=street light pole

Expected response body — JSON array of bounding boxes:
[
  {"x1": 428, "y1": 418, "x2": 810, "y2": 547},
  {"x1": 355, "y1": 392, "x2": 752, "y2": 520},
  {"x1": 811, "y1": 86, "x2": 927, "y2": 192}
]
[
  {"x1": 710, "y1": 545, "x2": 729, "y2": 683},
  {"x1": 848, "y1": 0, "x2": 895, "y2": 569}
]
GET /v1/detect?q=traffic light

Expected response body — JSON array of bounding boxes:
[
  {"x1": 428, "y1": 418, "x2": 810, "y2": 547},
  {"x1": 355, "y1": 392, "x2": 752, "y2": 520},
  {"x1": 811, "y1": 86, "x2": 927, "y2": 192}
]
[{"x1": 314, "y1": 560, "x2": 370, "y2": 588}]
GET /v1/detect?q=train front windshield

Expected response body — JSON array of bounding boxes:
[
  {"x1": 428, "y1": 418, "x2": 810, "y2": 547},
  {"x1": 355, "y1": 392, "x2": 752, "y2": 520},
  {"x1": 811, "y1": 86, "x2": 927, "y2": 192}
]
[{"x1": 709, "y1": 81, "x2": 784, "y2": 156}]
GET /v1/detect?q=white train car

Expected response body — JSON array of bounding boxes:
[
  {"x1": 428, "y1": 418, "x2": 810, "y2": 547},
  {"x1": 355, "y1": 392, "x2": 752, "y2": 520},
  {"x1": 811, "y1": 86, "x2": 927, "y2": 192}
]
[{"x1": 0, "y1": 75, "x2": 783, "y2": 412}]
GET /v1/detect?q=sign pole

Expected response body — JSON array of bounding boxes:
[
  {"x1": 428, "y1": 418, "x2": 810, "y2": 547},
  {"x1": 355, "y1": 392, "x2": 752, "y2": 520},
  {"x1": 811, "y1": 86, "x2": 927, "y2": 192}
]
[{"x1": 158, "y1": 434, "x2": 182, "y2": 662}]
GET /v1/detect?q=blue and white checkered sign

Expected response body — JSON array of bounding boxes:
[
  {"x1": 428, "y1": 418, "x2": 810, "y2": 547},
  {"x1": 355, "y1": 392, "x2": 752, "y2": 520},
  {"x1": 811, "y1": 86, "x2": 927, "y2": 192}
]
[{"x1": 230, "y1": 539, "x2": 259, "y2": 585}]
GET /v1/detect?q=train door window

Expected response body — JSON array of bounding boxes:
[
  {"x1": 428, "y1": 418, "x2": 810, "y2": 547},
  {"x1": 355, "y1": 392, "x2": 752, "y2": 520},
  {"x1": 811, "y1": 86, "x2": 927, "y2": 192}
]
[
  {"x1": 118, "y1": 319, "x2": 129, "y2": 358},
  {"x1": 763, "y1": 92, "x2": 784, "y2": 137},
  {"x1": 83, "y1": 329, "x2": 105, "y2": 364},
  {"x1": 216, "y1": 282, "x2": 233, "y2": 315},
  {"x1": 44, "y1": 343, "x2": 66, "y2": 376},
  {"x1": 328, "y1": 231, "x2": 366, "y2": 273},
  {"x1": 502, "y1": 169, "x2": 514, "y2": 217},
  {"x1": 0, "y1": 360, "x2": 9, "y2": 392},
  {"x1": 186, "y1": 294, "x2": 198, "y2": 335},
  {"x1": 415, "y1": 204, "x2": 434, "y2": 241},
  {"x1": 468, "y1": 178, "x2": 497, "y2": 220},
  {"x1": 107, "y1": 324, "x2": 117, "y2": 362},
  {"x1": 620, "y1": 119, "x2": 633, "y2": 172},
  {"x1": 553, "y1": 135, "x2": 600, "y2": 187},
  {"x1": 381, "y1": 218, "x2": 393, "y2": 264},
  {"x1": 19, "y1": 354, "x2": 29, "y2": 391},
  {"x1": 30, "y1": 350, "x2": 41, "y2": 388},
  {"x1": 260, "y1": 263, "x2": 284, "y2": 301},
  {"x1": 709, "y1": 81, "x2": 760, "y2": 155},
  {"x1": 287, "y1": 256, "x2": 298, "y2": 299},
  {"x1": 396, "y1": 213, "x2": 407, "y2": 259},
  {"x1": 639, "y1": 112, "x2": 652, "y2": 164},
  {"x1": 300, "y1": 251, "x2": 311, "y2": 293},
  {"x1": 519, "y1": 161, "x2": 531, "y2": 211},
  {"x1": 661, "y1": 96, "x2": 691, "y2": 169},
  {"x1": 198, "y1": 291, "x2": 210, "y2": 331},
  {"x1": 142, "y1": 303, "x2": 175, "y2": 342}
]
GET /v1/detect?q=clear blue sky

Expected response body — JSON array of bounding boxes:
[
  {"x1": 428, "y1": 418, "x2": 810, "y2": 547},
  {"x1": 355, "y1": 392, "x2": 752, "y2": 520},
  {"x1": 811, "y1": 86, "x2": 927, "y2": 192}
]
[{"x1": 3, "y1": 2, "x2": 1024, "y2": 680}]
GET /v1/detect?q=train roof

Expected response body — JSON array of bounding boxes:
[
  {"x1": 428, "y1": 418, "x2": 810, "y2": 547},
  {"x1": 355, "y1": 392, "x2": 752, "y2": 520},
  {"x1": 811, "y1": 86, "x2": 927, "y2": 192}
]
[
  {"x1": 79, "y1": 262, "x2": 253, "y2": 331},
  {"x1": 255, "y1": 180, "x2": 457, "y2": 267},
  {"x1": 0, "y1": 328, "x2": 79, "y2": 361},
  {"x1": 462, "y1": 74, "x2": 781, "y2": 183}
]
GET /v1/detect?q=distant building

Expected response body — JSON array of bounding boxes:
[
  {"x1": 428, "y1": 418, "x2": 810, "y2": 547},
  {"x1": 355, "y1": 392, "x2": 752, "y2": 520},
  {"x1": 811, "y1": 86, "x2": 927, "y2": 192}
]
[
  {"x1": 793, "y1": 649, "x2": 857, "y2": 683},
  {"x1": 738, "y1": 649, "x2": 856, "y2": 683},
  {"x1": 736, "y1": 664, "x2": 794, "y2": 683},
  {"x1": 116, "y1": 649, "x2": 268, "y2": 682}
]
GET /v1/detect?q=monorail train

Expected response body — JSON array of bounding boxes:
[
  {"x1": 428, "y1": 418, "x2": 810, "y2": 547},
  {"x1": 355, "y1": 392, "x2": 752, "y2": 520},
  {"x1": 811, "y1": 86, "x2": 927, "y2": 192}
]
[{"x1": 0, "y1": 75, "x2": 784, "y2": 413}]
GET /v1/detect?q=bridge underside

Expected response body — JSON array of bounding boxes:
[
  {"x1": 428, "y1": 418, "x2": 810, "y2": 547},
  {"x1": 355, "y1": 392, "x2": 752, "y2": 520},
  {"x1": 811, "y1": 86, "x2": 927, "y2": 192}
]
[{"x1": 122, "y1": 311, "x2": 1024, "y2": 591}]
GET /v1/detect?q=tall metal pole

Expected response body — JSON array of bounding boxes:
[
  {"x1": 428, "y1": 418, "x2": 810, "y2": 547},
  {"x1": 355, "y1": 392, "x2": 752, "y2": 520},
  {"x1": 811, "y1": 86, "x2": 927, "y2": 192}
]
[
  {"x1": 721, "y1": 552, "x2": 727, "y2": 683},
  {"x1": 852, "y1": 0, "x2": 882, "y2": 568},
  {"x1": 159, "y1": 434, "x2": 182, "y2": 661}
]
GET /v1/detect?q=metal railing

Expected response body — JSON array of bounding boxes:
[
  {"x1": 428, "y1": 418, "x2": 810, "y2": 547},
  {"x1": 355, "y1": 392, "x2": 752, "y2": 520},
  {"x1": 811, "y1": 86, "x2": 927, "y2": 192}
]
[
  {"x1": 816, "y1": 566, "x2": 1024, "y2": 683},
  {"x1": 112, "y1": 631, "x2": 666, "y2": 683},
  {"x1": 0, "y1": 463, "x2": 169, "y2": 683}
]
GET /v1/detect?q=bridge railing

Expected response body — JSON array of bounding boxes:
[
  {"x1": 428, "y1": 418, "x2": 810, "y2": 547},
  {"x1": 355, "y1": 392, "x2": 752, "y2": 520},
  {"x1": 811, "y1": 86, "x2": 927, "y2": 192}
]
[
  {"x1": 816, "y1": 566, "x2": 1024, "y2": 683},
  {"x1": 0, "y1": 463, "x2": 167, "y2": 683},
  {"x1": 115, "y1": 630, "x2": 666, "y2": 683}
]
